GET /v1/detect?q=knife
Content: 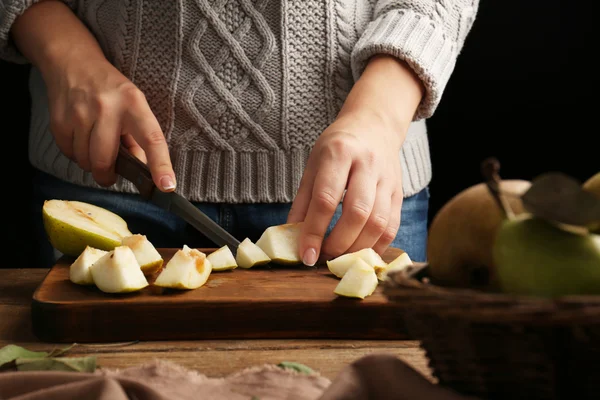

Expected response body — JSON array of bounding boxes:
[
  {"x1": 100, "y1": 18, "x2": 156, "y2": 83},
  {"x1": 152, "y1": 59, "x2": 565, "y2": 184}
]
[{"x1": 114, "y1": 145, "x2": 241, "y2": 253}]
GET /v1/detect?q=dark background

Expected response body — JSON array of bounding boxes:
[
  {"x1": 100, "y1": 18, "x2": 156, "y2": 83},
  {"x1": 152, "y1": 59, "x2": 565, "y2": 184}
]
[{"x1": 1, "y1": 0, "x2": 596, "y2": 268}]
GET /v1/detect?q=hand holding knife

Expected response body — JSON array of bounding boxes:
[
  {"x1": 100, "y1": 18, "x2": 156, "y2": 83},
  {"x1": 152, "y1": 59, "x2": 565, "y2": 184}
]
[{"x1": 114, "y1": 145, "x2": 241, "y2": 253}]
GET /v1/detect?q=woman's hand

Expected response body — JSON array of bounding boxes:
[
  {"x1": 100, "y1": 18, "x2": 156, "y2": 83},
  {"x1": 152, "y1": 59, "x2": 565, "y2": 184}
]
[
  {"x1": 45, "y1": 56, "x2": 175, "y2": 189},
  {"x1": 12, "y1": 1, "x2": 176, "y2": 190},
  {"x1": 288, "y1": 55, "x2": 424, "y2": 265}
]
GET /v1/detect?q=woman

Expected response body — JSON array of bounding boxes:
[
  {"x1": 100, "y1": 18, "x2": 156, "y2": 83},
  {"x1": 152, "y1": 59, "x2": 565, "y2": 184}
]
[{"x1": 1, "y1": 0, "x2": 478, "y2": 268}]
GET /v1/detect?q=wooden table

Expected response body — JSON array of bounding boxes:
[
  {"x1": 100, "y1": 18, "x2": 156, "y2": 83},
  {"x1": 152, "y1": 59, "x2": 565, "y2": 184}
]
[{"x1": 0, "y1": 268, "x2": 433, "y2": 381}]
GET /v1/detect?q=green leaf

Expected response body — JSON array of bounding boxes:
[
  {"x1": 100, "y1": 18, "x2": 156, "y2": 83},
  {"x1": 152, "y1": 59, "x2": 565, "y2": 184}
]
[
  {"x1": 0, "y1": 345, "x2": 47, "y2": 369},
  {"x1": 277, "y1": 361, "x2": 314, "y2": 375},
  {"x1": 16, "y1": 356, "x2": 97, "y2": 373}
]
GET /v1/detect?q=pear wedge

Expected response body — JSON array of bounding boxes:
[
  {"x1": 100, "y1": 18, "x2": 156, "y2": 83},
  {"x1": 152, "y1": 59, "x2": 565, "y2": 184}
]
[
  {"x1": 43, "y1": 199, "x2": 133, "y2": 257},
  {"x1": 236, "y1": 238, "x2": 271, "y2": 269},
  {"x1": 207, "y1": 245, "x2": 238, "y2": 271},
  {"x1": 327, "y1": 248, "x2": 388, "y2": 278},
  {"x1": 334, "y1": 259, "x2": 379, "y2": 299},
  {"x1": 154, "y1": 245, "x2": 212, "y2": 289},
  {"x1": 375, "y1": 251, "x2": 413, "y2": 281},
  {"x1": 69, "y1": 246, "x2": 108, "y2": 285},
  {"x1": 121, "y1": 234, "x2": 163, "y2": 275},
  {"x1": 90, "y1": 246, "x2": 149, "y2": 293},
  {"x1": 327, "y1": 253, "x2": 360, "y2": 278},
  {"x1": 256, "y1": 223, "x2": 303, "y2": 265}
]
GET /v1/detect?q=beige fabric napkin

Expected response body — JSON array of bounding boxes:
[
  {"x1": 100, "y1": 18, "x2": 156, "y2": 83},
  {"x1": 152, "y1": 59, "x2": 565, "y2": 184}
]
[{"x1": 0, "y1": 353, "x2": 477, "y2": 400}]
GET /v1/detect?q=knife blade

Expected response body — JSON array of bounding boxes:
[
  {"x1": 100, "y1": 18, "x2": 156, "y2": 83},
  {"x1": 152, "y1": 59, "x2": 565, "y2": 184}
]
[{"x1": 114, "y1": 145, "x2": 241, "y2": 252}]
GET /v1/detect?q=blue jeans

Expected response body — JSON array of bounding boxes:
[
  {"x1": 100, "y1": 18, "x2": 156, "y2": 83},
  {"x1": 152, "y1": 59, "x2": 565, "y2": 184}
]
[{"x1": 30, "y1": 169, "x2": 429, "y2": 268}]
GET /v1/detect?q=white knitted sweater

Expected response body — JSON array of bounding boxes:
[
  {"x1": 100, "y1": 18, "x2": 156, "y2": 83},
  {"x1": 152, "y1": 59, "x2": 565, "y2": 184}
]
[{"x1": 0, "y1": 0, "x2": 478, "y2": 202}]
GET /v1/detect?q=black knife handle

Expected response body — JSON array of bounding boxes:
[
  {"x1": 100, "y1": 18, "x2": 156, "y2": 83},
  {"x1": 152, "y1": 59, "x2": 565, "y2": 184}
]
[{"x1": 115, "y1": 144, "x2": 155, "y2": 199}]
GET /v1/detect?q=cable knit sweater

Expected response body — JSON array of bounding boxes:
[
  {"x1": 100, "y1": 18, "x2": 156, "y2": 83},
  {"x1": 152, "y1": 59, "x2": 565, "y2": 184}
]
[{"x1": 0, "y1": 0, "x2": 478, "y2": 203}]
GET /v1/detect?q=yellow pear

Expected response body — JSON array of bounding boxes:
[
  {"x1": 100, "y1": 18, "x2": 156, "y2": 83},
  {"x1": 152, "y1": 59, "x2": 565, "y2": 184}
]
[
  {"x1": 235, "y1": 238, "x2": 271, "y2": 269},
  {"x1": 89, "y1": 246, "x2": 149, "y2": 293},
  {"x1": 154, "y1": 245, "x2": 212, "y2": 290},
  {"x1": 427, "y1": 179, "x2": 531, "y2": 290},
  {"x1": 121, "y1": 234, "x2": 163, "y2": 275},
  {"x1": 69, "y1": 246, "x2": 108, "y2": 285},
  {"x1": 207, "y1": 245, "x2": 238, "y2": 271},
  {"x1": 43, "y1": 199, "x2": 132, "y2": 257},
  {"x1": 256, "y1": 223, "x2": 303, "y2": 265},
  {"x1": 334, "y1": 259, "x2": 379, "y2": 299}
]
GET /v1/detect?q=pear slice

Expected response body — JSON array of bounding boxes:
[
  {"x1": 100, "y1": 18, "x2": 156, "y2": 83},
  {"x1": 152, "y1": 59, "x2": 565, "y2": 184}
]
[
  {"x1": 256, "y1": 223, "x2": 303, "y2": 265},
  {"x1": 327, "y1": 248, "x2": 388, "y2": 278},
  {"x1": 236, "y1": 238, "x2": 271, "y2": 269},
  {"x1": 207, "y1": 245, "x2": 238, "y2": 271},
  {"x1": 334, "y1": 259, "x2": 379, "y2": 299},
  {"x1": 154, "y1": 245, "x2": 212, "y2": 289},
  {"x1": 375, "y1": 251, "x2": 413, "y2": 281},
  {"x1": 89, "y1": 246, "x2": 149, "y2": 293},
  {"x1": 327, "y1": 253, "x2": 361, "y2": 278},
  {"x1": 43, "y1": 199, "x2": 133, "y2": 257},
  {"x1": 69, "y1": 246, "x2": 108, "y2": 285},
  {"x1": 121, "y1": 234, "x2": 163, "y2": 275}
]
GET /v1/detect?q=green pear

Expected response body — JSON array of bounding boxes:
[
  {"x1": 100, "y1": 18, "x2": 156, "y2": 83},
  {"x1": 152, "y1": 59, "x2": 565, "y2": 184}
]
[
  {"x1": 493, "y1": 215, "x2": 600, "y2": 298},
  {"x1": 583, "y1": 172, "x2": 600, "y2": 233},
  {"x1": 43, "y1": 199, "x2": 133, "y2": 257},
  {"x1": 427, "y1": 179, "x2": 532, "y2": 290}
]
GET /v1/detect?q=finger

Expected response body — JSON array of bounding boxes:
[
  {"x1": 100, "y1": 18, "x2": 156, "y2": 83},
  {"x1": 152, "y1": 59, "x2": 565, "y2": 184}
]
[
  {"x1": 71, "y1": 104, "x2": 93, "y2": 172},
  {"x1": 299, "y1": 158, "x2": 351, "y2": 266},
  {"x1": 373, "y1": 190, "x2": 403, "y2": 255},
  {"x1": 125, "y1": 97, "x2": 175, "y2": 192},
  {"x1": 122, "y1": 134, "x2": 147, "y2": 164},
  {"x1": 89, "y1": 111, "x2": 121, "y2": 187},
  {"x1": 346, "y1": 183, "x2": 393, "y2": 253},
  {"x1": 321, "y1": 167, "x2": 377, "y2": 257},
  {"x1": 287, "y1": 156, "x2": 318, "y2": 224}
]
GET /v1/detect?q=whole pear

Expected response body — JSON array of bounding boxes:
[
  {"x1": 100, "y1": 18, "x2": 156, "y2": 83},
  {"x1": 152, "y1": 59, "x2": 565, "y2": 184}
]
[
  {"x1": 427, "y1": 180, "x2": 531, "y2": 289},
  {"x1": 493, "y1": 216, "x2": 600, "y2": 297},
  {"x1": 583, "y1": 172, "x2": 600, "y2": 233}
]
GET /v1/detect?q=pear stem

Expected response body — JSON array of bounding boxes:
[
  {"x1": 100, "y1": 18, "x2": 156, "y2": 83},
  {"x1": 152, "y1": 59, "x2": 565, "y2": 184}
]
[{"x1": 481, "y1": 157, "x2": 515, "y2": 220}]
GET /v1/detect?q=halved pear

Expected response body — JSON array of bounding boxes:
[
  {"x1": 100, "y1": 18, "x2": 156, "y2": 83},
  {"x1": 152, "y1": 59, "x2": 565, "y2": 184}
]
[
  {"x1": 334, "y1": 259, "x2": 379, "y2": 299},
  {"x1": 89, "y1": 246, "x2": 149, "y2": 293},
  {"x1": 121, "y1": 234, "x2": 163, "y2": 275},
  {"x1": 236, "y1": 238, "x2": 271, "y2": 269},
  {"x1": 256, "y1": 223, "x2": 303, "y2": 265},
  {"x1": 207, "y1": 245, "x2": 238, "y2": 271},
  {"x1": 43, "y1": 199, "x2": 133, "y2": 257},
  {"x1": 375, "y1": 251, "x2": 413, "y2": 281},
  {"x1": 154, "y1": 245, "x2": 212, "y2": 289},
  {"x1": 69, "y1": 246, "x2": 108, "y2": 285}
]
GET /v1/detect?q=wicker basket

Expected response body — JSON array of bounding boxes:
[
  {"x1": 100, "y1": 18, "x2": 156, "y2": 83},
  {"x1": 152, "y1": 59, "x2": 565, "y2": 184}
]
[{"x1": 383, "y1": 264, "x2": 600, "y2": 400}]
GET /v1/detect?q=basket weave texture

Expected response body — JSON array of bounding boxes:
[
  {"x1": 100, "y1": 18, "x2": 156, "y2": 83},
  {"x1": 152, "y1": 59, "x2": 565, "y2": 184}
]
[{"x1": 383, "y1": 267, "x2": 600, "y2": 400}]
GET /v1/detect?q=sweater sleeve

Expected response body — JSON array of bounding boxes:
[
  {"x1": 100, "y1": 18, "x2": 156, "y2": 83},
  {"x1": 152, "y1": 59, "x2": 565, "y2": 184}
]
[
  {"x1": 351, "y1": 0, "x2": 479, "y2": 120},
  {"x1": 0, "y1": 0, "x2": 77, "y2": 63}
]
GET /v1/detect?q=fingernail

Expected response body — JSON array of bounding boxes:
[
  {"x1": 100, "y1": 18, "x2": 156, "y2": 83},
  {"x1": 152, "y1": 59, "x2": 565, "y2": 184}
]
[
  {"x1": 160, "y1": 176, "x2": 176, "y2": 190},
  {"x1": 303, "y1": 248, "x2": 318, "y2": 266}
]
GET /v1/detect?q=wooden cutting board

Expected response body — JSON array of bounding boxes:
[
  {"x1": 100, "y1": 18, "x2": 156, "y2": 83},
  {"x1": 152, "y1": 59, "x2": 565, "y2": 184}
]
[{"x1": 32, "y1": 247, "x2": 409, "y2": 343}]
